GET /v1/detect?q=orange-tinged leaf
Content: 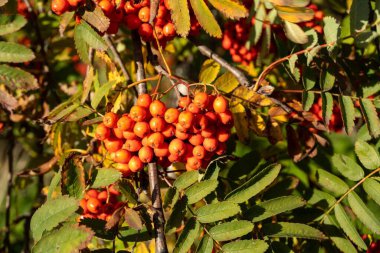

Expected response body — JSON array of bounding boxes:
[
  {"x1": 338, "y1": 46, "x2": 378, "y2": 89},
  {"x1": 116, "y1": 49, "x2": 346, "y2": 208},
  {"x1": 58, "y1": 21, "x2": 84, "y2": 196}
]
[
  {"x1": 275, "y1": 6, "x2": 315, "y2": 23},
  {"x1": 208, "y1": 0, "x2": 248, "y2": 20},
  {"x1": 269, "y1": 0, "x2": 310, "y2": 7},
  {"x1": 169, "y1": 0, "x2": 191, "y2": 37},
  {"x1": 190, "y1": 0, "x2": 222, "y2": 38},
  {"x1": 249, "y1": 110, "x2": 267, "y2": 136}
]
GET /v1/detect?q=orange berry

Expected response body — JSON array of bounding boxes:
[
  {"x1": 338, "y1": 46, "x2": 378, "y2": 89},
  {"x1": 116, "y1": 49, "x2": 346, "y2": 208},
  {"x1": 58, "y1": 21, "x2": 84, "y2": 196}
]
[
  {"x1": 154, "y1": 26, "x2": 164, "y2": 40},
  {"x1": 175, "y1": 129, "x2": 189, "y2": 140},
  {"x1": 138, "y1": 23, "x2": 153, "y2": 41},
  {"x1": 157, "y1": 5, "x2": 167, "y2": 18},
  {"x1": 149, "y1": 117, "x2": 166, "y2": 132},
  {"x1": 68, "y1": 0, "x2": 83, "y2": 7},
  {"x1": 216, "y1": 128, "x2": 230, "y2": 142},
  {"x1": 215, "y1": 142, "x2": 226, "y2": 155},
  {"x1": 164, "y1": 108, "x2": 180, "y2": 123},
  {"x1": 113, "y1": 127, "x2": 124, "y2": 139},
  {"x1": 218, "y1": 110, "x2": 233, "y2": 126},
  {"x1": 168, "y1": 153, "x2": 180, "y2": 163},
  {"x1": 153, "y1": 142, "x2": 169, "y2": 157},
  {"x1": 149, "y1": 100, "x2": 166, "y2": 117},
  {"x1": 205, "y1": 112, "x2": 218, "y2": 124},
  {"x1": 187, "y1": 103, "x2": 201, "y2": 114},
  {"x1": 103, "y1": 112, "x2": 119, "y2": 128},
  {"x1": 148, "y1": 132, "x2": 165, "y2": 148},
  {"x1": 207, "y1": 95, "x2": 216, "y2": 111},
  {"x1": 130, "y1": 105, "x2": 148, "y2": 122},
  {"x1": 178, "y1": 111, "x2": 194, "y2": 129},
  {"x1": 189, "y1": 134, "x2": 204, "y2": 146},
  {"x1": 51, "y1": 0, "x2": 69, "y2": 15},
  {"x1": 97, "y1": 191, "x2": 108, "y2": 203},
  {"x1": 117, "y1": 115, "x2": 134, "y2": 131},
  {"x1": 213, "y1": 96, "x2": 228, "y2": 113},
  {"x1": 85, "y1": 189, "x2": 98, "y2": 199},
  {"x1": 203, "y1": 137, "x2": 218, "y2": 152},
  {"x1": 116, "y1": 163, "x2": 132, "y2": 176},
  {"x1": 129, "y1": 156, "x2": 144, "y2": 172},
  {"x1": 178, "y1": 96, "x2": 191, "y2": 108},
  {"x1": 169, "y1": 138, "x2": 186, "y2": 156},
  {"x1": 163, "y1": 22, "x2": 176, "y2": 37},
  {"x1": 133, "y1": 121, "x2": 150, "y2": 138},
  {"x1": 162, "y1": 124, "x2": 175, "y2": 138},
  {"x1": 186, "y1": 156, "x2": 202, "y2": 170},
  {"x1": 195, "y1": 114, "x2": 208, "y2": 130},
  {"x1": 193, "y1": 92, "x2": 209, "y2": 109},
  {"x1": 142, "y1": 136, "x2": 149, "y2": 146},
  {"x1": 124, "y1": 1, "x2": 136, "y2": 13},
  {"x1": 98, "y1": 0, "x2": 115, "y2": 16},
  {"x1": 80, "y1": 199, "x2": 88, "y2": 213},
  {"x1": 87, "y1": 197, "x2": 101, "y2": 214},
  {"x1": 193, "y1": 145, "x2": 206, "y2": 159},
  {"x1": 137, "y1": 94, "x2": 152, "y2": 108},
  {"x1": 124, "y1": 13, "x2": 141, "y2": 29},
  {"x1": 104, "y1": 138, "x2": 124, "y2": 152},
  {"x1": 114, "y1": 149, "x2": 132, "y2": 164},
  {"x1": 138, "y1": 146, "x2": 154, "y2": 163},
  {"x1": 138, "y1": 6, "x2": 150, "y2": 22},
  {"x1": 95, "y1": 123, "x2": 110, "y2": 141},
  {"x1": 123, "y1": 131, "x2": 138, "y2": 140},
  {"x1": 125, "y1": 139, "x2": 142, "y2": 152},
  {"x1": 201, "y1": 126, "x2": 216, "y2": 138}
]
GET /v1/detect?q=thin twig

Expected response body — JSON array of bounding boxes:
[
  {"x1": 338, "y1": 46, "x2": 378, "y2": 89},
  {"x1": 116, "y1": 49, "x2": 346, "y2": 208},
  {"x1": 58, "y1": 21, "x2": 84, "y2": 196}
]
[{"x1": 104, "y1": 35, "x2": 131, "y2": 81}]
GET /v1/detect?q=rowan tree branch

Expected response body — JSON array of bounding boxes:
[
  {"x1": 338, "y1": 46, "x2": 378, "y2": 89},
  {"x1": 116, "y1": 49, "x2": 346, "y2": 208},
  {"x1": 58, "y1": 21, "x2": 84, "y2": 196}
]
[
  {"x1": 131, "y1": 30, "x2": 168, "y2": 253},
  {"x1": 104, "y1": 35, "x2": 131, "y2": 81}
]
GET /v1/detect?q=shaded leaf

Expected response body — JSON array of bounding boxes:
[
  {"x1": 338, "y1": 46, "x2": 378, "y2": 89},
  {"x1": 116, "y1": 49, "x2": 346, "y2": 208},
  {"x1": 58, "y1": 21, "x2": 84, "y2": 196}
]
[
  {"x1": 91, "y1": 81, "x2": 115, "y2": 109},
  {"x1": 262, "y1": 222, "x2": 326, "y2": 240},
  {"x1": 302, "y1": 91, "x2": 315, "y2": 111},
  {"x1": 359, "y1": 98, "x2": 380, "y2": 138},
  {"x1": 209, "y1": 220, "x2": 253, "y2": 241},
  {"x1": 173, "y1": 218, "x2": 200, "y2": 253},
  {"x1": 355, "y1": 140, "x2": 380, "y2": 170},
  {"x1": 0, "y1": 42, "x2": 35, "y2": 63},
  {"x1": 61, "y1": 155, "x2": 85, "y2": 199},
  {"x1": 222, "y1": 240, "x2": 268, "y2": 253},
  {"x1": 230, "y1": 103, "x2": 249, "y2": 142},
  {"x1": 0, "y1": 14, "x2": 27, "y2": 35},
  {"x1": 80, "y1": 218, "x2": 118, "y2": 240},
  {"x1": 168, "y1": 0, "x2": 191, "y2": 37},
  {"x1": 124, "y1": 208, "x2": 143, "y2": 230},
  {"x1": 321, "y1": 68, "x2": 335, "y2": 91},
  {"x1": 199, "y1": 59, "x2": 220, "y2": 83},
  {"x1": 339, "y1": 95, "x2": 355, "y2": 135},
  {"x1": 323, "y1": 215, "x2": 358, "y2": 253},
  {"x1": 321, "y1": 92, "x2": 333, "y2": 125},
  {"x1": 196, "y1": 234, "x2": 213, "y2": 253},
  {"x1": 350, "y1": 0, "x2": 369, "y2": 34},
  {"x1": 196, "y1": 201, "x2": 240, "y2": 223},
  {"x1": 165, "y1": 197, "x2": 187, "y2": 234},
  {"x1": 190, "y1": 0, "x2": 222, "y2": 38},
  {"x1": 0, "y1": 66, "x2": 38, "y2": 91},
  {"x1": 164, "y1": 187, "x2": 179, "y2": 208},
  {"x1": 59, "y1": 12, "x2": 74, "y2": 36}
]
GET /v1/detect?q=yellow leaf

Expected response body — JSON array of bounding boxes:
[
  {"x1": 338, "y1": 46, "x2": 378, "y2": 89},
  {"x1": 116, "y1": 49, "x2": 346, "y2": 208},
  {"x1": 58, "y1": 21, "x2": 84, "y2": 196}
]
[
  {"x1": 169, "y1": 0, "x2": 191, "y2": 37},
  {"x1": 249, "y1": 110, "x2": 266, "y2": 136},
  {"x1": 230, "y1": 103, "x2": 249, "y2": 142},
  {"x1": 208, "y1": 0, "x2": 248, "y2": 19},
  {"x1": 111, "y1": 92, "x2": 122, "y2": 113},
  {"x1": 214, "y1": 72, "x2": 239, "y2": 93},
  {"x1": 165, "y1": 42, "x2": 176, "y2": 53},
  {"x1": 269, "y1": 0, "x2": 310, "y2": 7},
  {"x1": 275, "y1": 6, "x2": 315, "y2": 23},
  {"x1": 232, "y1": 86, "x2": 273, "y2": 107},
  {"x1": 190, "y1": 0, "x2": 222, "y2": 38},
  {"x1": 199, "y1": 59, "x2": 220, "y2": 83},
  {"x1": 134, "y1": 242, "x2": 150, "y2": 253}
]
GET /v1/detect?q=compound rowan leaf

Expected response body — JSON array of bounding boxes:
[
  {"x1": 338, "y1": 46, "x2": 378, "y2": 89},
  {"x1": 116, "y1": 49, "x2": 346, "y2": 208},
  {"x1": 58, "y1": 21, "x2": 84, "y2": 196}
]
[
  {"x1": 323, "y1": 215, "x2": 358, "y2": 253},
  {"x1": 321, "y1": 92, "x2": 333, "y2": 126},
  {"x1": 222, "y1": 240, "x2": 268, "y2": 253},
  {"x1": 230, "y1": 103, "x2": 249, "y2": 142},
  {"x1": 165, "y1": 197, "x2": 187, "y2": 234},
  {"x1": 350, "y1": 0, "x2": 369, "y2": 34},
  {"x1": 323, "y1": 16, "x2": 340, "y2": 52},
  {"x1": 31, "y1": 196, "x2": 79, "y2": 242},
  {"x1": 275, "y1": 6, "x2": 314, "y2": 23},
  {"x1": 196, "y1": 234, "x2": 213, "y2": 253},
  {"x1": 209, "y1": 220, "x2": 253, "y2": 241},
  {"x1": 196, "y1": 202, "x2": 240, "y2": 223},
  {"x1": 168, "y1": 0, "x2": 191, "y2": 37},
  {"x1": 302, "y1": 91, "x2": 315, "y2": 111},
  {"x1": 208, "y1": 0, "x2": 248, "y2": 19},
  {"x1": 82, "y1": 7, "x2": 110, "y2": 33},
  {"x1": 0, "y1": 42, "x2": 35, "y2": 63},
  {"x1": 0, "y1": 14, "x2": 27, "y2": 35},
  {"x1": 0, "y1": 89, "x2": 17, "y2": 111},
  {"x1": 190, "y1": 0, "x2": 222, "y2": 38}
]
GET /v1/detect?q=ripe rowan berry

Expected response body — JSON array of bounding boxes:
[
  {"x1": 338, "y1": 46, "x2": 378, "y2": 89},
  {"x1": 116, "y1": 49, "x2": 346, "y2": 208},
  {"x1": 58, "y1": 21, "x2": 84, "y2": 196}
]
[
  {"x1": 117, "y1": 115, "x2": 134, "y2": 131},
  {"x1": 97, "y1": 191, "x2": 108, "y2": 203},
  {"x1": 193, "y1": 92, "x2": 209, "y2": 109},
  {"x1": 178, "y1": 96, "x2": 191, "y2": 108},
  {"x1": 162, "y1": 124, "x2": 175, "y2": 138},
  {"x1": 205, "y1": 112, "x2": 218, "y2": 125},
  {"x1": 189, "y1": 134, "x2": 204, "y2": 146},
  {"x1": 125, "y1": 139, "x2": 142, "y2": 152},
  {"x1": 169, "y1": 138, "x2": 186, "y2": 156},
  {"x1": 148, "y1": 132, "x2": 165, "y2": 148},
  {"x1": 137, "y1": 94, "x2": 152, "y2": 108},
  {"x1": 201, "y1": 126, "x2": 216, "y2": 138},
  {"x1": 216, "y1": 127, "x2": 230, "y2": 142},
  {"x1": 51, "y1": 0, "x2": 69, "y2": 15},
  {"x1": 123, "y1": 130, "x2": 138, "y2": 140},
  {"x1": 168, "y1": 153, "x2": 180, "y2": 163},
  {"x1": 95, "y1": 123, "x2": 110, "y2": 141},
  {"x1": 114, "y1": 149, "x2": 132, "y2": 164},
  {"x1": 138, "y1": 23, "x2": 153, "y2": 41},
  {"x1": 68, "y1": 0, "x2": 83, "y2": 7},
  {"x1": 175, "y1": 129, "x2": 189, "y2": 140},
  {"x1": 178, "y1": 111, "x2": 194, "y2": 129},
  {"x1": 203, "y1": 137, "x2": 218, "y2": 152},
  {"x1": 215, "y1": 142, "x2": 227, "y2": 155},
  {"x1": 195, "y1": 114, "x2": 208, "y2": 130},
  {"x1": 149, "y1": 100, "x2": 166, "y2": 117},
  {"x1": 115, "y1": 163, "x2": 132, "y2": 176},
  {"x1": 218, "y1": 110, "x2": 233, "y2": 126},
  {"x1": 138, "y1": 146, "x2": 154, "y2": 163},
  {"x1": 113, "y1": 127, "x2": 124, "y2": 139},
  {"x1": 87, "y1": 197, "x2": 101, "y2": 214},
  {"x1": 131, "y1": 0, "x2": 149, "y2": 8},
  {"x1": 138, "y1": 6, "x2": 150, "y2": 22},
  {"x1": 125, "y1": 13, "x2": 141, "y2": 29},
  {"x1": 157, "y1": 5, "x2": 167, "y2": 18},
  {"x1": 141, "y1": 136, "x2": 149, "y2": 146},
  {"x1": 153, "y1": 142, "x2": 169, "y2": 157},
  {"x1": 103, "y1": 112, "x2": 119, "y2": 128},
  {"x1": 80, "y1": 199, "x2": 88, "y2": 213},
  {"x1": 104, "y1": 138, "x2": 124, "y2": 152},
  {"x1": 129, "y1": 156, "x2": 144, "y2": 172},
  {"x1": 98, "y1": 0, "x2": 115, "y2": 16},
  {"x1": 213, "y1": 96, "x2": 228, "y2": 113},
  {"x1": 193, "y1": 145, "x2": 206, "y2": 159},
  {"x1": 86, "y1": 189, "x2": 99, "y2": 199},
  {"x1": 163, "y1": 22, "x2": 176, "y2": 37},
  {"x1": 149, "y1": 117, "x2": 166, "y2": 132},
  {"x1": 187, "y1": 103, "x2": 201, "y2": 114},
  {"x1": 130, "y1": 105, "x2": 147, "y2": 122},
  {"x1": 164, "y1": 108, "x2": 180, "y2": 123},
  {"x1": 154, "y1": 26, "x2": 164, "y2": 40},
  {"x1": 186, "y1": 156, "x2": 202, "y2": 170},
  {"x1": 124, "y1": 1, "x2": 136, "y2": 14},
  {"x1": 133, "y1": 121, "x2": 150, "y2": 138}
]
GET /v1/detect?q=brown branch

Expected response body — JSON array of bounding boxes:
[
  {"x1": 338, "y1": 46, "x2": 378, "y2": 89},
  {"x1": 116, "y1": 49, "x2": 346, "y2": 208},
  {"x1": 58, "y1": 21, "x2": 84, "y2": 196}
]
[
  {"x1": 131, "y1": 31, "x2": 168, "y2": 253},
  {"x1": 104, "y1": 35, "x2": 131, "y2": 81}
]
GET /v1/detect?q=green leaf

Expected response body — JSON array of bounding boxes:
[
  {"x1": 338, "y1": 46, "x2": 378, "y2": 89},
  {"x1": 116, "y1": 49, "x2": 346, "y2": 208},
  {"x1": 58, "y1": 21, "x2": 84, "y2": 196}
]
[
  {"x1": 196, "y1": 234, "x2": 213, "y2": 253},
  {"x1": 173, "y1": 218, "x2": 200, "y2": 253},
  {"x1": 249, "y1": 4, "x2": 265, "y2": 45},
  {"x1": 207, "y1": 0, "x2": 248, "y2": 19},
  {"x1": 323, "y1": 215, "x2": 358, "y2": 253},
  {"x1": 283, "y1": 21, "x2": 308, "y2": 44},
  {"x1": 321, "y1": 92, "x2": 333, "y2": 125},
  {"x1": 91, "y1": 81, "x2": 115, "y2": 109},
  {"x1": 225, "y1": 164, "x2": 281, "y2": 203},
  {"x1": 355, "y1": 140, "x2": 380, "y2": 170},
  {"x1": 31, "y1": 196, "x2": 79, "y2": 242},
  {"x1": 47, "y1": 170, "x2": 62, "y2": 200},
  {"x1": 164, "y1": 187, "x2": 179, "y2": 208},
  {"x1": 275, "y1": 6, "x2": 315, "y2": 23},
  {"x1": 339, "y1": 95, "x2": 355, "y2": 135},
  {"x1": 199, "y1": 59, "x2": 220, "y2": 84},
  {"x1": 305, "y1": 28, "x2": 318, "y2": 49},
  {"x1": 0, "y1": 64, "x2": 38, "y2": 90},
  {"x1": 359, "y1": 98, "x2": 380, "y2": 138},
  {"x1": 190, "y1": 0, "x2": 222, "y2": 38},
  {"x1": 331, "y1": 154, "x2": 364, "y2": 181},
  {"x1": 196, "y1": 201, "x2": 240, "y2": 223},
  {"x1": 64, "y1": 106, "x2": 93, "y2": 122},
  {"x1": 80, "y1": 218, "x2": 117, "y2": 240},
  {"x1": 288, "y1": 54, "x2": 298, "y2": 75},
  {"x1": 334, "y1": 204, "x2": 367, "y2": 250},
  {"x1": 75, "y1": 22, "x2": 107, "y2": 51},
  {"x1": 302, "y1": 67, "x2": 316, "y2": 90},
  {"x1": 250, "y1": 196, "x2": 306, "y2": 222},
  {"x1": 74, "y1": 25, "x2": 89, "y2": 63},
  {"x1": 323, "y1": 16, "x2": 340, "y2": 52},
  {"x1": 363, "y1": 178, "x2": 380, "y2": 207},
  {"x1": 165, "y1": 197, "x2": 187, "y2": 234},
  {"x1": 168, "y1": 0, "x2": 191, "y2": 37},
  {"x1": 49, "y1": 103, "x2": 80, "y2": 123},
  {"x1": 33, "y1": 225, "x2": 94, "y2": 253},
  {"x1": 173, "y1": 170, "x2": 200, "y2": 191},
  {"x1": 321, "y1": 67, "x2": 336, "y2": 91},
  {"x1": 348, "y1": 192, "x2": 380, "y2": 234},
  {"x1": 91, "y1": 168, "x2": 122, "y2": 188},
  {"x1": 214, "y1": 72, "x2": 239, "y2": 93},
  {"x1": 316, "y1": 169, "x2": 349, "y2": 197},
  {"x1": 209, "y1": 220, "x2": 253, "y2": 241},
  {"x1": 61, "y1": 156, "x2": 85, "y2": 199},
  {"x1": 262, "y1": 222, "x2": 326, "y2": 240},
  {"x1": 222, "y1": 240, "x2": 268, "y2": 253},
  {"x1": 302, "y1": 91, "x2": 315, "y2": 111},
  {"x1": 0, "y1": 42, "x2": 35, "y2": 63},
  {"x1": 185, "y1": 180, "x2": 218, "y2": 204},
  {"x1": 0, "y1": 14, "x2": 27, "y2": 35},
  {"x1": 269, "y1": 0, "x2": 310, "y2": 7},
  {"x1": 350, "y1": 0, "x2": 369, "y2": 34}
]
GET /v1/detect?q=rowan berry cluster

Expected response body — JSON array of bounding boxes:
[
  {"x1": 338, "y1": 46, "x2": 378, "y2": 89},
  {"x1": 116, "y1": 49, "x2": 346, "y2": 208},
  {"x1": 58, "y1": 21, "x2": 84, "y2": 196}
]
[
  {"x1": 79, "y1": 186, "x2": 123, "y2": 221},
  {"x1": 95, "y1": 92, "x2": 233, "y2": 176},
  {"x1": 221, "y1": 4, "x2": 324, "y2": 65}
]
